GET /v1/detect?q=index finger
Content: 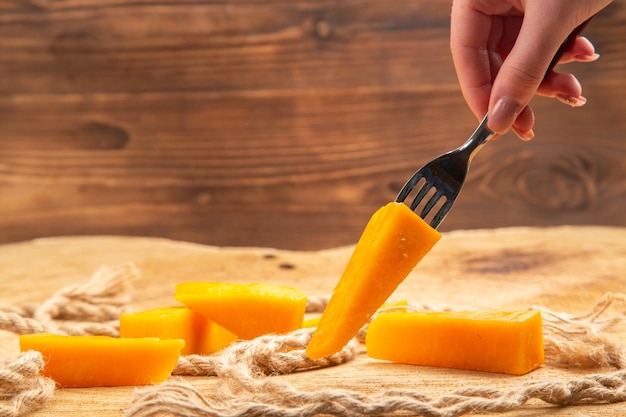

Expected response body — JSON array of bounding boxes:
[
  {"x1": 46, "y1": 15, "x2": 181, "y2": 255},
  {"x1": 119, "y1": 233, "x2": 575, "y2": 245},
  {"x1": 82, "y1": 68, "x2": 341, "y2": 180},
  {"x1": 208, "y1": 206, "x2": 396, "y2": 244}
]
[{"x1": 450, "y1": 1, "x2": 499, "y2": 119}]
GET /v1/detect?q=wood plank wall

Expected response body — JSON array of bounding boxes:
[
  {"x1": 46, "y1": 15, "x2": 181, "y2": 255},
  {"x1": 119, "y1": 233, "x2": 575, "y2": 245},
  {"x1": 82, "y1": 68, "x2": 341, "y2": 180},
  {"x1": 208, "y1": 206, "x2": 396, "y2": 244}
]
[{"x1": 0, "y1": 0, "x2": 624, "y2": 250}]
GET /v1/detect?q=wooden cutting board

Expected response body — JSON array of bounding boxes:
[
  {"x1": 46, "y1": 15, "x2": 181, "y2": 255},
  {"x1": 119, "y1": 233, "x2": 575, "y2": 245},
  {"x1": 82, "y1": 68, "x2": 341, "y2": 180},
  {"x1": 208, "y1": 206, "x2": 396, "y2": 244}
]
[{"x1": 1, "y1": 226, "x2": 625, "y2": 416}]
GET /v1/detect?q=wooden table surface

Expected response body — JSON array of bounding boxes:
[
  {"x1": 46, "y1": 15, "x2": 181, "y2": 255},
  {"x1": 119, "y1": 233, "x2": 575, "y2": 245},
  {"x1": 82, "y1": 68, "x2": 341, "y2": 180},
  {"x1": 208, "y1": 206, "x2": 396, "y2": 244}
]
[{"x1": 1, "y1": 226, "x2": 626, "y2": 416}]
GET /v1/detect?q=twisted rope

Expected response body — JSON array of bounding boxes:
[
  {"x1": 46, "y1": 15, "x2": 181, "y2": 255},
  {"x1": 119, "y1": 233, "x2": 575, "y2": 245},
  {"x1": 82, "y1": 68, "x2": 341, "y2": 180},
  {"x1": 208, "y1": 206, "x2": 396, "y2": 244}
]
[
  {"x1": 2, "y1": 263, "x2": 626, "y2": 417},
  {"x1": 0, "y1": 263, "x2": 139, "y2": 416},
  {"x1": 128, "y1": 292, "x2": 626, "y2": 417},
  {"x1": 0, "y1": 350, "x2": 55, "y2": 417}
]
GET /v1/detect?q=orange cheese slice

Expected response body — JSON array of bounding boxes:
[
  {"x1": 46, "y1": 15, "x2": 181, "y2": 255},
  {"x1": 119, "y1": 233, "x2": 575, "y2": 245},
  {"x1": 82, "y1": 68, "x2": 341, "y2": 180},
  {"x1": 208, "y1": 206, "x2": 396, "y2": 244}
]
[
  {"x1": 366, "y1": 310, "x2": 544, "y2": 375},
  {"x1": 175, "y1": 282, "x2": 307, "y2": 339},
  {"x1": 120, "y1": 306, "x2": 237, "y2": 355},
  {"x1": 20, "y1": 333, "x2": 184, "y2": 387},
  {"x1": 306, "y1": 202, "x2": 441, "y2": 359}
]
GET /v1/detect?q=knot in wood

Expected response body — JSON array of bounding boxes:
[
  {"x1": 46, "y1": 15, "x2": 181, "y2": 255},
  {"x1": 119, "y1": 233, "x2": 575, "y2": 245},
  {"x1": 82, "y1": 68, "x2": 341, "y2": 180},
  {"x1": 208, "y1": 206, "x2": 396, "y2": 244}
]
[
  {"x1": 313, "y1": 18, "x2": 332, "y2": 40},
  {"x1": 73, "y1": 122, "x2": 130, "y2": 150},
  {"x1": 520, "y1": 156, "x2": 596, "y2": 211},
  {"x1": 486, "y1": 148, "x2": 597, "y2": 212}
]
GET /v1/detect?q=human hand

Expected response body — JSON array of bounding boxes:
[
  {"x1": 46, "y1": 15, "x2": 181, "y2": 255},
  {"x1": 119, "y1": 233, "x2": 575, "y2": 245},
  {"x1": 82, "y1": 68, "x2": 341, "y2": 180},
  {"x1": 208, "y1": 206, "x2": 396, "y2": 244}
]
[{"x1": 450, "y1": 0, "x2": 613, "y2": 140}]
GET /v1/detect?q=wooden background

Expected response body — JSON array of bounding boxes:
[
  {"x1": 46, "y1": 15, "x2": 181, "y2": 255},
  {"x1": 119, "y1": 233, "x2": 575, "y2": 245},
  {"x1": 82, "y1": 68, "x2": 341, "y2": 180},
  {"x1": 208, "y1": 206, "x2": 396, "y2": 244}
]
[{"x1": 0, "y1": 0, "x2": 624, "y2": 251}]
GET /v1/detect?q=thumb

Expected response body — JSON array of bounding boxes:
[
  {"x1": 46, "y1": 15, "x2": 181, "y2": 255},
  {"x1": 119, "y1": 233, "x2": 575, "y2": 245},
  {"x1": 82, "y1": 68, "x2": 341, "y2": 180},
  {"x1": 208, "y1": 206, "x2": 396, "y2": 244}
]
[{"x1": 487, "y1": 16, "x2": 571, "y2": 134}]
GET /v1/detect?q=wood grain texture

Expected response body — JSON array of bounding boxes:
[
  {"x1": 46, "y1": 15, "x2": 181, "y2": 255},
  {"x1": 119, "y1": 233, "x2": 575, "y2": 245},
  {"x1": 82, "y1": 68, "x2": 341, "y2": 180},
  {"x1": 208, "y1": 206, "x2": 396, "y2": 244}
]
[
  {"x1": 0, "y1": 1, "x2": 624, "y2": 250},
  {"x1": 0, "y1": 228, "x2": 625, "y2": 415}
]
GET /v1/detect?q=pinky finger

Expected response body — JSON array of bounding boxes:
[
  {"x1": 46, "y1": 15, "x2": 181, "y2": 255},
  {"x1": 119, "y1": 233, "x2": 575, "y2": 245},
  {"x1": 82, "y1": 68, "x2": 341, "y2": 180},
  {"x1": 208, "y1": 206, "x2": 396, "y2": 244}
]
[
  {"x1": 537, "y1": 72, "x2": 587, "y2": 107},
  {"x1": 554, "y1": 36, "x2": 599, "y2": 64}
]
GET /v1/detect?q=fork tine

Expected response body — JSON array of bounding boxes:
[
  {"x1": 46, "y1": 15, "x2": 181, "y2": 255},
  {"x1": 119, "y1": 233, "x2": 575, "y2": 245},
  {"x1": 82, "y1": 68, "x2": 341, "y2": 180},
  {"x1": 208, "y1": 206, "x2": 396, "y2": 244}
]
[
  {"x1": 429, "y1": 198, "x2": 454, "y2": 229},
  {"x1": 419, "y1": 189, "x2": 444, "y2": 219},
  {"x1": 396, "y1": 171, "x2": 424, "y2": 203},
  {"x1": 409, "y1": 180, "x2": 432, "y2": 211}
]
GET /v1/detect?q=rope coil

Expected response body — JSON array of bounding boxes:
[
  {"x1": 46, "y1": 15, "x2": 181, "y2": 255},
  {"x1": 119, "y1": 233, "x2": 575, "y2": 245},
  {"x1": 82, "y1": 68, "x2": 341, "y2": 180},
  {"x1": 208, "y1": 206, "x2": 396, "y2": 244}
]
[{"x1": 1, "y1": 264, "x2": 626, "y2": 416}]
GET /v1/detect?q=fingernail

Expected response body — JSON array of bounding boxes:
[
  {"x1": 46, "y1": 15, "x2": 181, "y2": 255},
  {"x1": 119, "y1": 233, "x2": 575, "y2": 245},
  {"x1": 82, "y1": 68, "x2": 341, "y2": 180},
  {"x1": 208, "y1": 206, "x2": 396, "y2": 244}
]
[
  {"x1": 489, "y1": 96, "x2": 523, "y2": 133},
  {"x1": 512, "y1": 126, "x2": 535, "y2": 141},
  {"x1": 556, "y1": 95, "x2": 587, "y2": 107},
  {"x1": 574, "y1": 53, "x2": 600, "y2": 62}
]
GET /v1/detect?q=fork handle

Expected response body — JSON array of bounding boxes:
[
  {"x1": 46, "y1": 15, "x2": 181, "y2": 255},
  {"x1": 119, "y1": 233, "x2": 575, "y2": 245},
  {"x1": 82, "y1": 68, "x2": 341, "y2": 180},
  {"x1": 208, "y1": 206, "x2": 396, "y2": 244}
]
[
  {"x1": 459, "y1": 115, "x2": 495, "y2": 162},
  {"x1": 544, "y1": 17, "x2": 594, "y2": 80}
]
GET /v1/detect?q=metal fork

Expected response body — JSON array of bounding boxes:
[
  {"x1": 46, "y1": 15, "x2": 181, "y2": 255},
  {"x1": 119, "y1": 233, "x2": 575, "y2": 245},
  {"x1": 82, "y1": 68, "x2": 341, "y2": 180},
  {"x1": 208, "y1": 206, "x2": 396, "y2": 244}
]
[
  {"x1": 396, "y1": 18, "x2": 593, "y2": 229},
  {"x1": 396, "y1": 114, "x2": 493, "y2": 228}
]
